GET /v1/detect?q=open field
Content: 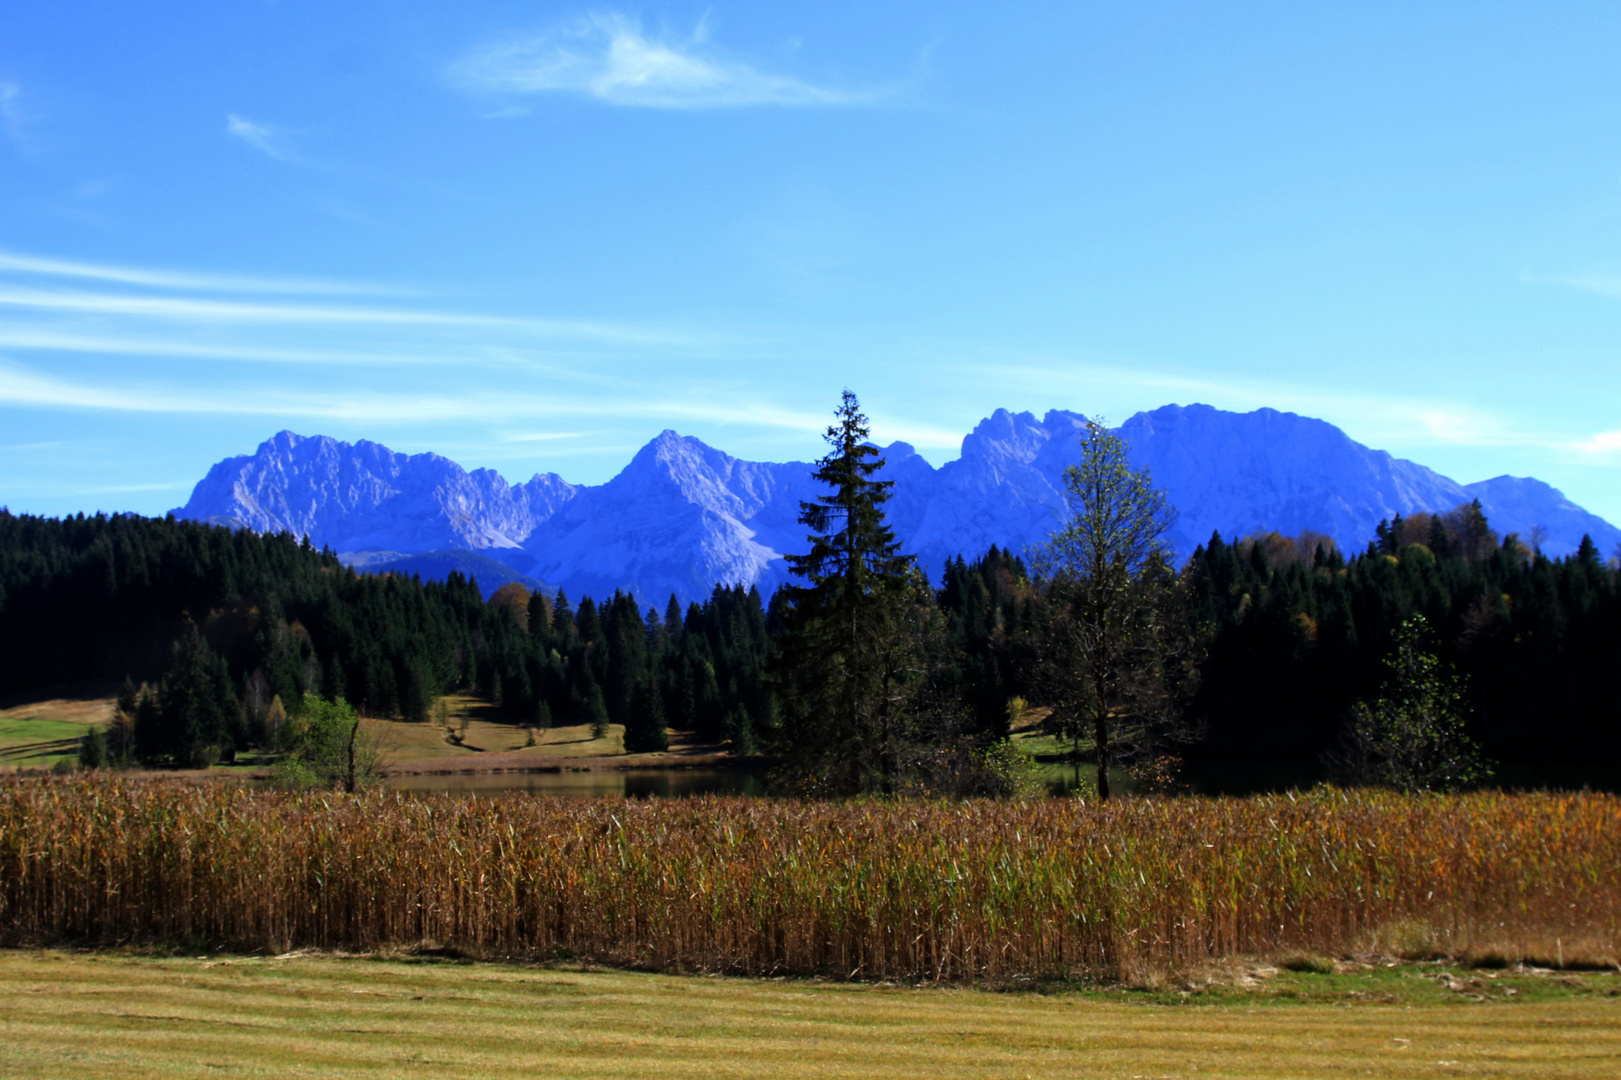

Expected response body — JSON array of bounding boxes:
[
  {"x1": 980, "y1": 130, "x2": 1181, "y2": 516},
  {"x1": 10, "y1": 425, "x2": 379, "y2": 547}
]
[
  {"x1": 0, "y1": 687, "x2": 741, "y2": 780},
  {"x1": 3, "y1": 778, "x2": 1616, "y2": 981},
  {"x1": 1, "y1": 951, "x2": 1618, "y2": 1079},
  {"x1": 0, "y1": 687, "x2": 117, "y2": 770},
  {"x1": 367, "y1": 694, "x2": 738, "y2": 776}
]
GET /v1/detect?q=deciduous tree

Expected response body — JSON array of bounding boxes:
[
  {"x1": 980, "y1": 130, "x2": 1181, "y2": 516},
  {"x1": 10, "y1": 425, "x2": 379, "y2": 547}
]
[
  {"x1": 1333, "y1": 615, "x2": 1493, "y2": 792},
  {"x1": 1029, "y1": 420, "x2": 1182, "y2": 799}
]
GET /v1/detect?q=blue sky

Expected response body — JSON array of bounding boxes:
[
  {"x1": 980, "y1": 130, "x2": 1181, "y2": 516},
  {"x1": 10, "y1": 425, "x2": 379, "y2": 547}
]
[{"x1": 3, "y1": 1, "x2": 1620, "y2": 527}]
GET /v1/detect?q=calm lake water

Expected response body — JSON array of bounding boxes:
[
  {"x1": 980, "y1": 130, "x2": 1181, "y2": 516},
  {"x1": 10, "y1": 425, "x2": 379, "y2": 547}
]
[
  {"x1": 389, "y1": 769, "x2": 767, "y2": 798},
  {"x1": 387, "y1": 761, "x2": 1621, "y2": 798}
]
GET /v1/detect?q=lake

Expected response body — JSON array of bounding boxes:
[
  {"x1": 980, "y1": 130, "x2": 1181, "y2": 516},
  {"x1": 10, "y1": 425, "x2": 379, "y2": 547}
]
[{"x1": 389, "y1": 768, "x2": 767, "y2": 798}]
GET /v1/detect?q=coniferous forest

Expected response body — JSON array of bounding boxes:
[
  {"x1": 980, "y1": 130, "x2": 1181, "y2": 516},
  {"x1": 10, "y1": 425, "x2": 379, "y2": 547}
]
[{"x1": 2, "y1": 477, "x2": 1617, "y2": 790}]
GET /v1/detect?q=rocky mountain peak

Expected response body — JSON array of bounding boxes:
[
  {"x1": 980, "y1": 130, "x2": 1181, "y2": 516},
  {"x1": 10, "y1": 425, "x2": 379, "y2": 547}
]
[{"x1": 176, "y1": 405, "x2": 1621, "y2": 604}]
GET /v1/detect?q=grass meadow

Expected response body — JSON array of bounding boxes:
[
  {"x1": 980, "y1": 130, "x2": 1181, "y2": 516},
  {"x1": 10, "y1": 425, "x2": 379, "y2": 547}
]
[
  {"x1": 1, "y1": 776, "x2": 1616, "y2": 983},
  {"x1": 0, "y1": 690, "x2": 118, "y2": 771},
  {"x1": 1, "y1": 950, "x2": 1618, "y2": 1079}
]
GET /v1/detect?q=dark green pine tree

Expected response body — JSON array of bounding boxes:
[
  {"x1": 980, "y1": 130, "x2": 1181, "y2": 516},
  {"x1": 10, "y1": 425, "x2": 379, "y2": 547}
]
[
  {"x1": 771, "y1": 390, "x2": 926, "y2": 794},
  {"x1": 625, "y1": 676, "x2": 668, "y2": 752},
  {"x1": 151, "y1": 620, "x2": 242, "y2": 767}
]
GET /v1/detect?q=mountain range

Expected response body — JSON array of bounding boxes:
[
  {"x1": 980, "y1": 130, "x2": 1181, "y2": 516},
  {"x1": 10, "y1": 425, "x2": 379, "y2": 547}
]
[{"x1": 175, "y1": 404, "x2": 1621, "y2": 604}]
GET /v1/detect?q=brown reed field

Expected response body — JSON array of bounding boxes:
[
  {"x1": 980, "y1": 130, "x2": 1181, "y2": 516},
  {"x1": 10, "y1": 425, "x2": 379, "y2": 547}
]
[{"x1": 0, "y1": 775, "x2": 1616, "y2": 983}]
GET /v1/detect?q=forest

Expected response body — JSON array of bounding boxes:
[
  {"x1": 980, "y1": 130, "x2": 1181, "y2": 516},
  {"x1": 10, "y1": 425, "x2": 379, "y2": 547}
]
[{"x1": 1, "y1": 409, "x2": 1617, "y2": 793}]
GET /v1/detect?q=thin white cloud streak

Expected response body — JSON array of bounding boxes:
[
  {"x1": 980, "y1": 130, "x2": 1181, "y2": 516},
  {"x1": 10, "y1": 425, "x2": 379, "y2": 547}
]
[
  {"x1": 0, "y1": 359, "x2": 836, "y2": 437},
  {"x1": 0, "y1": 251, "x2": 403, "y2": 296},
  {"x1": 1574, "y1": 429, "x2": 1621, "y2": 457},
  {"x1": 0, "y1": 284, "x2": 714, "y2": 346},
  {"x1": 0, "y1": 284, "x2": 511, "y2": 326},
  {"x1": 450, "y1": 14, "x2": 875, "y2": 109},
  {"x1": 0, "y1": 328, "x2": 511, "y2": 367},
  {"x1": 226, "y1": 113, "x2": 294, "y2": 161},
  {"x1": 1531, "y1": 272, "x2": 1621, "y2": 300}
]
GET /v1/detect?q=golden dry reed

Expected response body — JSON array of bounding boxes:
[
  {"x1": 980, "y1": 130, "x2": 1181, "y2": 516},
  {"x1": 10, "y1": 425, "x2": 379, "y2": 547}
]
[{"x1": 0, "y1": 776, "x2": 1616, "y2": 981}]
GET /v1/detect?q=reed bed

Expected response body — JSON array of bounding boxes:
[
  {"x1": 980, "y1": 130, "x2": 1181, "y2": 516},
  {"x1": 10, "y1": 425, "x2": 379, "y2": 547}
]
[{"x1": 0, "y1": 776, "x2": 1616, "y2": 982}]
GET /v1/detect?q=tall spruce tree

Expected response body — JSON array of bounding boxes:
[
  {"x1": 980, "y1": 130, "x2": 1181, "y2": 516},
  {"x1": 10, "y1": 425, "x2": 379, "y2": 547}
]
[{"x1": 772, "y1": 390, "x2": 925, "y2": 794}]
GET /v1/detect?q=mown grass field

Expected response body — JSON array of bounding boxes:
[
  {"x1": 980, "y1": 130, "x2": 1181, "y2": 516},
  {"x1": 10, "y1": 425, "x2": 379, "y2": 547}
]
[{"x1": 1, "y1": 950, "x2": 1618, "y2": 1079}]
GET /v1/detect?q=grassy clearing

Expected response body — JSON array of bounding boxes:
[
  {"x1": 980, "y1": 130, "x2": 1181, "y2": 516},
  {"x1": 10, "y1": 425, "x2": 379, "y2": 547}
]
[
  {"x1": 0, "y1": 689, "x2": 117, "y2": 770},
  {"x1": 3, "y1": 778, "x2": 1616, "y2": 982},
  {"x1": 0, "y1": 687, "x2": 695, "y2": 779},
  {"x1": 1, "y1": 950, "x2": 1618, "y2": 1079},
  {"x1": 364, "y1": 713, "x2": 626, "y2": 765},
  {"x1": 373, "y1": 693, "x2": 746, "y2": 775}
]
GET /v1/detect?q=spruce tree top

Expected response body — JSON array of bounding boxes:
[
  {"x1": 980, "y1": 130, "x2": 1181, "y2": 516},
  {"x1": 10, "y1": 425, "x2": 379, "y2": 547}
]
[{"x1": 785, "y1": 390, "x2": 912, "y2": 596}]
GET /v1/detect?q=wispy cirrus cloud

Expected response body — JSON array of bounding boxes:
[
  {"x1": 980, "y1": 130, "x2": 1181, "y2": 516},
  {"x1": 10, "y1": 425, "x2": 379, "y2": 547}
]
[
  {"x1": 0, "y1": 356, "x2": 830, "y2": 437},
  {"x1": 1574, "y1": 429, "x2": 1621, "y2": 457},
  {"x1": 226, "y1": 113, "x2": 295, "y2": 161},
  {"x1": 0, "y1": 251, "x2": 400, "y2": 296},
  {"x1": 0, "y1": 283, "x2": 513, "y2": 327},
  {"x1": 0, "y1": 328, "x2": 461, "y2": 367},
  {"x1": 1524, "y1": 270, "x2": 1621, "y2": 303},
  {"x1": 449, "y1": 13, "x2": 877, "y2": 110},
  {"x1": 0, "y1": 282, "x2": 714, "y2": 346}
]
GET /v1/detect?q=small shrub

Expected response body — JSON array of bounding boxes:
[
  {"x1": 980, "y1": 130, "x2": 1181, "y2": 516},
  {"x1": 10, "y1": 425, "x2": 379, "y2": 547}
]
[{"x1": 271, "y1": 694, "x2": 378, "y2": 791}]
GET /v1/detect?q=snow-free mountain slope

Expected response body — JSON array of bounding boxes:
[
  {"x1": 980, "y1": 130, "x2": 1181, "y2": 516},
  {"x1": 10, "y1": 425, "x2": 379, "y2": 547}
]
[
  {"x1": 174, "y1": 407, "x2": 1621, "y2": 604},
  {"x1": 1120, "y1": 404, "x2": 1475, "y2": 554},
  {"x1": 898, "y1": 409, "x2": 1080, "y2": 578},
  {"x1": 176, "y1": 430, "x2": 576, "y2": 559},
  {"x1": 511, "y1": 430, "x2": 820, "y2": 603},
  {"x1": 1462, "y1": 475, "x2": 1619, "y2": 556}
]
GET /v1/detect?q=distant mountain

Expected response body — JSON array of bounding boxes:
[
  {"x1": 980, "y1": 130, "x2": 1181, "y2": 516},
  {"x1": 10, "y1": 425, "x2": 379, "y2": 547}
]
[
  {"x1": 1457, "y1": 475, "x2": 1619, "y2": 556},
  {"x1": 180, "y1": 430, "x2": 576, "y2": 556},
  {"x1": 904, "y1": 404, "x2": 1475, "y2": 566},
  {"x1": 512, "y1": 430, "x2": 818, "y2": 603},
  {"x1": 174, "y1": 407, "x2": 1621, "y2": 604}
]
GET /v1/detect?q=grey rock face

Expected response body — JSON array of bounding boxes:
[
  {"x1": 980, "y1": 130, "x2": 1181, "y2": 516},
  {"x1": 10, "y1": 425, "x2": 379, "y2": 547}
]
[
  {"x1": 1463, "y1": 475, "x2": 1621, "y2": 558},
  {"x1": 175, "y1": 408, "x2": 1620, "y2": 603},
  {"x1": 512, "y1": 430, "x2": 820, "y2": 604},
  {"x1": 173, "y1": 430, "x2": 577, "y2": 558},
  {"x1": 1120, "y1": 404, "x2": 1475, "y2": 554}
]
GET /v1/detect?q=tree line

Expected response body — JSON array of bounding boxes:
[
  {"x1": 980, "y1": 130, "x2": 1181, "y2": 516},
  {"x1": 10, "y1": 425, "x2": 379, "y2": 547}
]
[
  {"x1": 0, "y1": 509, "x2": 772, "y2": 769},
  {"x1": 2, "y1": 392, "x2": 1617, "y2": 792}
]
